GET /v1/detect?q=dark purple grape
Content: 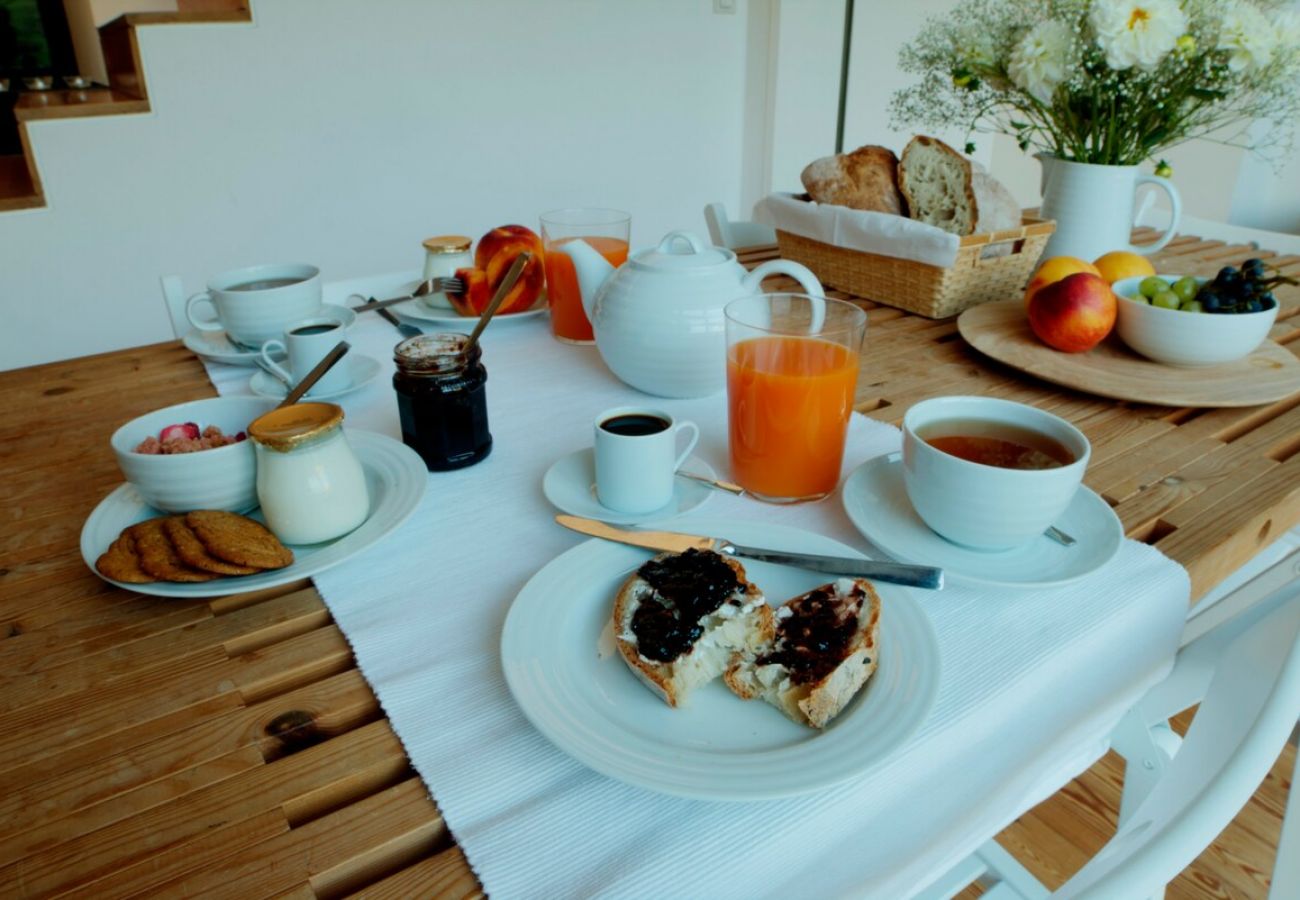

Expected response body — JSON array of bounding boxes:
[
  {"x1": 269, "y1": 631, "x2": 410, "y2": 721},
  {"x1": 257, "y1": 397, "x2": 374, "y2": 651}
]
[
  {"x1": 1200, "y1": 290, "x2": 1223, "y2": 312},
  {"x1": 1243, "y1": 258, "x2": 1266, "y2": 279},
  {"x1": 1246, "y1": 298, "x2": 1263, "y2": 312},
  {"x1": 1260, "y1": 291, "x2": 1276, "y2": 309}
]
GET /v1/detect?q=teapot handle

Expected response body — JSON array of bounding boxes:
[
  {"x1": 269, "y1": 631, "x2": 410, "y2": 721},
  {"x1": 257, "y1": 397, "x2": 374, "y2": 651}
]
[
  {"x1": 740, "y1": 261, "x2": 826, "y2": 332},
  {"x1": 655, "y1": 231, "x2": 709, "y2": 255}
]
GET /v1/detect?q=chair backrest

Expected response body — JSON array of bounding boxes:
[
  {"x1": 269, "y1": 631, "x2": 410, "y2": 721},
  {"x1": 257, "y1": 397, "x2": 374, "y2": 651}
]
[
  {"x1": 159, "y1": 275, "x2": 190, "y2": 339},
  {"x1": 1054, "y1": 563, "x2": 1300, "y2": 898},
  {"x1": 703, "y1": 202, "x2": 776, "y2": 250}
]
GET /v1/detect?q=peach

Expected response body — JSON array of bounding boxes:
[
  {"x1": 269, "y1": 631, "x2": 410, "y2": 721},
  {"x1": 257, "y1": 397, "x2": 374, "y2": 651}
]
[
  {"x1": 1027, "y1": 272, "x2": 1117, "y2": 353},
  {"x1": 1024, "y1": 256, "x2": 1101, "y2": 308},
  {"x1": 448, "y1": 225, "x2": 547, "y2": 316}
]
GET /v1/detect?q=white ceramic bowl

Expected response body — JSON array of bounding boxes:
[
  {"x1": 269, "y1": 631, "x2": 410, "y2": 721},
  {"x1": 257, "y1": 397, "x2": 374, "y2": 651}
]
[
  {"x1": 111, "y1": 397, "x2": 276, "y2": 513},
  {"x1": 1113, "y1": 275, "x2": 1278, "y2": 367}
]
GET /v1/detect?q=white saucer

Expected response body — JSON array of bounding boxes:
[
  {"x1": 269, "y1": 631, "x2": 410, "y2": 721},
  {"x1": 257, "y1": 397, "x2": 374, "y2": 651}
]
[
  {"x1": 182, "y1": 304, "x2": 359, "y2": 366},
  {"x1": 249, "y1": 354, "x2": 382, "y2": 401},
  {"x1": 841, "y1": 453, "x2": 1123, "y2": 588},
  {"x1": 542, "y1": 448, "x2": 715, "y2": 524},
  {"x1": 387, "y1": 281, "x2": 547, "y2": 327}
]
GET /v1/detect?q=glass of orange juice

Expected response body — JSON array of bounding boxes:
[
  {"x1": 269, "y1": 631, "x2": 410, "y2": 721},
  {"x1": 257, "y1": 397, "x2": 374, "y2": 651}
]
[
  {"x1": 725, "y1": 294, "x2": 867, "y2": 503},
  {"x1": 539, "y1": 208, "x2": 631, "y2": 344}
]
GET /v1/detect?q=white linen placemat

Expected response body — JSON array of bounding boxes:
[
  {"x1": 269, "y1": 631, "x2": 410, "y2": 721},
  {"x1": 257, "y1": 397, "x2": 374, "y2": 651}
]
[{"x1": 200, "y1": 296, "x2": 1189, "y2": 899}]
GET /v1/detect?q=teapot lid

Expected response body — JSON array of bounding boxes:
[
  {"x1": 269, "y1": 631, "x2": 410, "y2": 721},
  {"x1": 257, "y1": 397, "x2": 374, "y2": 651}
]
[{"x1": 631, "y1": 231, "x2": 735, "y2": 271}]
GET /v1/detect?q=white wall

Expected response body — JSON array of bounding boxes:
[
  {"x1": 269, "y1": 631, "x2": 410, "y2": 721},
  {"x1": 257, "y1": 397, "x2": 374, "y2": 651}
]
[{"x1": 0, "y1": 0, "x2": 764, "y2": 370}]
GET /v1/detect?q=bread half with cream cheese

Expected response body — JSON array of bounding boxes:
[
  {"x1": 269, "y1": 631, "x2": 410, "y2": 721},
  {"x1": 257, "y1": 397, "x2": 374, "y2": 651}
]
[
  {"x1": 724, "y1": 578, "x2": 881, "y2": 728},
  {"x1": 613, "y1": 549, "x2": 773, "y2": 708}
]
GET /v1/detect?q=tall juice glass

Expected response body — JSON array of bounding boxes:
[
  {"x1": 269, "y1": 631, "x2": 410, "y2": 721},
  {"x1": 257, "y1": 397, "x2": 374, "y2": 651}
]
[
  {"x1": 725, "y1": 294, "x2": 867, "y2": 503},
  {"x1": 540, "y1": 208, "x2": 631, "y2": 344}
]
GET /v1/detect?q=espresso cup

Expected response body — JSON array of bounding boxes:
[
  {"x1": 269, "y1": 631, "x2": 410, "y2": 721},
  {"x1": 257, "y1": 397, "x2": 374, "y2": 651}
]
[
  {"x1": 594, "y1": 407, "x2": 699, "y2": 514},
  {"x1": 260, "y1": 314, "x2": 352, "y2": 396},
  {"x1": 186, "y1": 263, "x2": 322, "y2": 348},
  {"x1": 901, "y1": 396, "x2": 1091, "y2": 551}
]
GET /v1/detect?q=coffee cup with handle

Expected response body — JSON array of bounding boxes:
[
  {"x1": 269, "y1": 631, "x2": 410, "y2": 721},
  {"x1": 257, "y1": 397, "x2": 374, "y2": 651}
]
[
  {"x1": 901, "y1": 396, "x2": 1091, "y2": 551},
  {"x1": 260, "y1": 313, "x2": 353, "y2": 396},
  {"x1": 186, "y1": 263, "x2": 323, "y2": 348},
  {"x1": 594, "y1": 407, "x2": 699, "y2": 514}
]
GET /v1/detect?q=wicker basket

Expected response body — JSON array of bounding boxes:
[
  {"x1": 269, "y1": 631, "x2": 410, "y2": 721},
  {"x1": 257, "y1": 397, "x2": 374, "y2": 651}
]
[{"x1": 775, "y1": 217, "x2": 1055, "y2": 319}]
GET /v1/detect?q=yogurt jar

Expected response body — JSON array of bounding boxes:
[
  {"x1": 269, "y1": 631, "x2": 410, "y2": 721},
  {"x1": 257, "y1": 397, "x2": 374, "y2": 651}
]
[
  {"x1": 420, "y1": 235, "x2": 473, "y2": 309},
  {"x1": 248, "y1": 402, "x2": 370, "y2": 544}
]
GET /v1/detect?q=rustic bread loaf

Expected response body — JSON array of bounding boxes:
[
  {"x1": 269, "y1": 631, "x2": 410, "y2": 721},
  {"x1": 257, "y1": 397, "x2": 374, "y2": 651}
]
[
  {"x1": 801, "y1": 145, "x2": 906, "y2": 215},
  {"x1": 724, "y1": 578, "x2": 881, "y2": 728},
  {"x1": 613, "y1": 549, "x2": 773, "y2": 708},
  {"x1": 898, "y1": 136, "x2": 1021, "y2": 238}
]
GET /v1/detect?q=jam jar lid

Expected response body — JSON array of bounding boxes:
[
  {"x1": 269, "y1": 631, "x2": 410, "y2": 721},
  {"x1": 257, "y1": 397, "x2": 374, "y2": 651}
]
[
  {"x1": 248, "y1": 402, "x2": 345, "y2": 452},
  {"x1": 422, "y1": 235, "x2": 473, "y2": 254},
  {"x1": 394, "y1": 332, "x2": 480, "y2": 375}
]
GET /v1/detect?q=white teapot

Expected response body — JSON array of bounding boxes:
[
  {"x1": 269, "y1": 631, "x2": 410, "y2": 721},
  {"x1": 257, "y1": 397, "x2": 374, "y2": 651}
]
[{"x1": 561, "y1": 230, "x2": 823, "y2": 398}]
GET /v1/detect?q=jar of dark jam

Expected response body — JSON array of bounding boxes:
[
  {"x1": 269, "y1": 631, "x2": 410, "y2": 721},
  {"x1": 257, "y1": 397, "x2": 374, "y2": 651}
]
[{"x1": 393, "y1": 333, "x2": 492, "y2": 470}]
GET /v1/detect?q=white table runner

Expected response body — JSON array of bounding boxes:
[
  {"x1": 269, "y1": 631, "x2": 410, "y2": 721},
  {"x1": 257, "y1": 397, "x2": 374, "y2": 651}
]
[{"x1": 200, "y1": 278, "x2": 1190, "y2": 899}]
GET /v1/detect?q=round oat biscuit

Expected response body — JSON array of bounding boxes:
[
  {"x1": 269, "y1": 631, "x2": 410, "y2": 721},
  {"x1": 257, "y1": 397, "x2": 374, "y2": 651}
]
[
  {"x1": 162, "y1": 516, "x2": 260, "y2": 576},
  {"x1": 129, "y1": 518, "x2": 219, "y2": 583},
  {"x1": 186, "y1": 510, "x2": 294, "y2": 570},
  {"x1": 95, "y1": 531, "x2": 154, "y2": 584}
]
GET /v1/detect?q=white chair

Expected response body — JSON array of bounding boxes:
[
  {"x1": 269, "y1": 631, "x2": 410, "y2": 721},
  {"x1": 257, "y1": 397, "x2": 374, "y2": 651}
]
[
  {"x1": 919, "y1": 548, "x2": 1300, "y2": 899},
  {"x1": 703, "y1": 202, "x2": 777, "y2": 249},
  {"x1": 160, "y1": 275, "x2": 190, "y2": 339}
]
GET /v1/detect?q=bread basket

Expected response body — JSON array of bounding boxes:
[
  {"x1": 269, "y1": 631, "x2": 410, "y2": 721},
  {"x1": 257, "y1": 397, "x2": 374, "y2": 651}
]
[{"x1": 776, "y1": 216, "x2": 1055, "y2": 319}]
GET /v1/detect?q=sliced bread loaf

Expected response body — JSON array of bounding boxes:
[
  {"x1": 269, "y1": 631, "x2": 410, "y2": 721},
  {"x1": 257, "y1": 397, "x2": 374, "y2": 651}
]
[
  {"x1": 801, "y1": 144, "x2": 906, "y2": 215},
  {"x1": 898, "y1": 136, "x2": 1020, "y2": 238}
]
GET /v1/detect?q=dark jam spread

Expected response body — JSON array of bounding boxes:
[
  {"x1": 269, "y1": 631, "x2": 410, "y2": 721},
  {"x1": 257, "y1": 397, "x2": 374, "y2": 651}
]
[
  {"x1": 759, "y1": 585, "x2": 862, "y2": 685},
  {"x1": 393, "y1": 334, "x2": 492, "y2": 471},
  {"x1": 630, "y1": 549, "x2": 742, "y2": 663}
]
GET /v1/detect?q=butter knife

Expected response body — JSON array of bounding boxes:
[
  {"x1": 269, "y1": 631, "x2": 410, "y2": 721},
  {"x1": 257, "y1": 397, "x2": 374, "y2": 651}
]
[{"x1": 555, "y1": 514, "x2": 943, "y2": 590}]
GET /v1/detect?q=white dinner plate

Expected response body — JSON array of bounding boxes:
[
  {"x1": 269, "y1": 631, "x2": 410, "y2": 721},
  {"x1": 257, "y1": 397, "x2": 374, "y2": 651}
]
[
  {"x1": 81, "y1": 430, "x2": 427, "y2": 598},
  {"x1": 841, "y1": 453, "x2": 1123, "y2": 589},
  {"x1": 249, "y1": 354, "x2": 383, "y2": 401},
  {"x1": 387, "y1": 281, "x2": 547, "y2": 327},
  {"x1": 182, "y1": 303, "x2": 359, "y2": 366},
  {"x1": 500, "y1": 516, "x2": 940, "y2": 800},
  {"x1": 541, "y1": 448, "x2": 715, "y2": 525}
]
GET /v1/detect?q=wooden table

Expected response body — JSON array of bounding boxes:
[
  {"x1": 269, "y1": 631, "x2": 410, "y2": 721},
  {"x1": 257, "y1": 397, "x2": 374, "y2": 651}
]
[{"x1": 2, "y1": 233, "x2": 1297, "y2": 897}]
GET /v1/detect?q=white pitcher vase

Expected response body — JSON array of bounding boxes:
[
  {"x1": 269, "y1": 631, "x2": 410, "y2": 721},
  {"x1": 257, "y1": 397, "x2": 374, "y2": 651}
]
[{"x1": 1038, "y1": 155, "x2": 1182, "y2": 262}]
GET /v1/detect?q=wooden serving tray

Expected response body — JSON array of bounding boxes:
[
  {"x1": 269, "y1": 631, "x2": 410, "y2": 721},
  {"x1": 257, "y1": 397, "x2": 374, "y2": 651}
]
[{"x1": 957, "y1": 299, "x2": 1300, "y2": 407}]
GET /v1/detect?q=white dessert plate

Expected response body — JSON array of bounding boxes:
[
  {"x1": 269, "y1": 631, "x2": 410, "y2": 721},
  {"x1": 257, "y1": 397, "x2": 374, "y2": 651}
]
[
  {"x1": 387, "y1": 281, "x2": 547, "y2": 327},
  {"x1": 249, "y1": 354, "x2": 382, "y2": 401},
  {"x1": 81, "y1": 430, "x2": 427, "y2": 598},
  {"x1": 841, "y1": 453, "x2": 1123, "y2": 589},
  {"x1": 182, "y1": 304, "x2": 358, "y2": 366},
  {"x1": 542, "y1": 448, "x2": 715, "y2": 525},
  {"x1": 501, "y1": 516, "x2": 940, "y2": 801}
]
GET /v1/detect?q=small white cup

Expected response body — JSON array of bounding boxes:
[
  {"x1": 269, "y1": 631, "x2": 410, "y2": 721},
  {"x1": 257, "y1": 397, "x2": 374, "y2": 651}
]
[
  {"x1": 260, "y1": 314, "x2": 352, "y2": 396},
  {"x1": 186, "y1": 263, "x2": 322, "y2": 347},
  {"x1": 901, "y1": 396, "x2": 1091, "y2": 551},
  {"x1": 594, "y1": 407, "x2": 699, "y2": 514}
]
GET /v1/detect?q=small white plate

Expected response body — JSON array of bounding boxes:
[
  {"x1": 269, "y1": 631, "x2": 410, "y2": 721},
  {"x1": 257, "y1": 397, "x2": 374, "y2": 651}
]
[
  {"x1": 501, "y1": 516, "x2": 940, "y2": 800},
  {"x1": 387, "y1": 281, "x2": 547, "y2": 327},
  {"x1": 249, "y1": 354, "x2": 383, "y2": 401},
  {"x1": 542, "y1": 448, "x2": 715, "y2": 524},
  {"x1": 81, "y1": 430, "x2": 427, "y2": 598},
  {"x1": 182, "y1": 304, "x2": 358, "y2": 366},
  {"x1": 841, "y1": 453, "x2": 1123, "y2": 589}
]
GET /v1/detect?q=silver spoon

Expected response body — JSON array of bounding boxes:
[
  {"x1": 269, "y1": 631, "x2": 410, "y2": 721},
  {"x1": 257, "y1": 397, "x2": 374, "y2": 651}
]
[
  {"x1": 677, "y1": 470, "x2": 745, "y2": 495},
  {"x1": 1045, "y1": 525, "x2": 1076, "y2": 547}
]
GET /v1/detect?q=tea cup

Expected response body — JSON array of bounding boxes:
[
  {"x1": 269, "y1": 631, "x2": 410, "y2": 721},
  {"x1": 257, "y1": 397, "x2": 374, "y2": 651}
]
[
  {"x1": 260, "y1": 313, "x2": 352, "y2": 396},
  {"x1": 186, "y1": 263, "x2": 322, "y2": 348},
  {"x1": 901, "y1": 396, "x2": 1091, "y2": 551},
  {"x1": 594, "y1": 407, "x2": 699, "y2": 514}
]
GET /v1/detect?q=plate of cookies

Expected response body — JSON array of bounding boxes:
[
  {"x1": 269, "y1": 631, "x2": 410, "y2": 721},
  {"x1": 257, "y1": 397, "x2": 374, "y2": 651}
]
[
  {"x1": 81, "y1": 430, "x2": 428, "y2": 597},
  {"x1": 501, "y1": 516, "x2": 941, "y2": 801}
]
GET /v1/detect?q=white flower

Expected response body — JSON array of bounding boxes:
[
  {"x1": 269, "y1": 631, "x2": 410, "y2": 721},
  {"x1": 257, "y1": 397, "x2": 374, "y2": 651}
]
[
  {"x1": 1279, "y1": 12, "x2": 1300, "y2": 48},
  {"x1": 1008, "y1": 20, "x2": 1075, "y2": 102},
  {"x1": 1219, "y1": 2, "x2": 1278, "y2": 72},
  {"x1": 1089, "y1": 0, "x2": 1188, "y2": 70}
]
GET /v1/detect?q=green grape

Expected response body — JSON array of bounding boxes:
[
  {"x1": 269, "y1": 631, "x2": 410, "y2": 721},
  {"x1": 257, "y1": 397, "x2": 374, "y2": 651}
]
[
  {"x1": 1180, "y1": 299, "x2": 1204, "y2": 313},
  {"x1": 1139, "y1": 276, "x2": 1168, "y2": 299},
  {"x1": 1153, "y1": 290, "x2": 1181, "y2": 310},
  {"x1": 1171, "y1": 276, "x2": 1199, "y2": 302}
]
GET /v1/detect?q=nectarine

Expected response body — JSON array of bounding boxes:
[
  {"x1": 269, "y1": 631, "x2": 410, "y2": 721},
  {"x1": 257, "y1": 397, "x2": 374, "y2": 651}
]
[
  {"x1": 1027, "y1": 272, "x2": 1117, "y2": 353},
  {"x1": 448, "y1": 225, "x2": 547, "y2": 316},
  {"x1": 1024, "y1": 256, "x2": 1101, "y2": 308}
]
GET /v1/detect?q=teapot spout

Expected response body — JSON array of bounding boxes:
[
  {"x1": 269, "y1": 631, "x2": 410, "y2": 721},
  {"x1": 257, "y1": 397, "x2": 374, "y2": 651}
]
[{"x1": 558, "y1": 238, "x2": 614, "y2": 321}]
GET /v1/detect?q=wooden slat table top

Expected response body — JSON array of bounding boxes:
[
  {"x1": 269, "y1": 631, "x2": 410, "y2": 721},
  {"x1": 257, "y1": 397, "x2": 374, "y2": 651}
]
[{"x1": 1, "y1": 231, "x2": 1296, "y2": 897}]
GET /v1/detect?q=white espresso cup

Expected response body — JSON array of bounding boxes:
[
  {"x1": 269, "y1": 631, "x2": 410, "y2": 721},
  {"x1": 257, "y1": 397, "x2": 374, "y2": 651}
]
[
  {"x1": 901, "y1": 396, "x2": 1091, "y2": 551},
  {"x1": 594, "y1": 407, "x2": 700, "y2": 514},
  {"x1": 260, "y1": 314, "x2": 352, "y2": 396},
  {"x1": 186, "y1": 263, "x2": 322, "y2": 348}
]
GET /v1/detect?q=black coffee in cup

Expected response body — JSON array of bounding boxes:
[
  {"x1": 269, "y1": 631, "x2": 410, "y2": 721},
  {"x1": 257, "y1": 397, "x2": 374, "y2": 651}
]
[
  {"x1": 600, "y1": 414, "x2": 671, "y2": 437},
  {"x1": 290, "y1": 323, "x2": 339, "y2": 337},
  {"x1": 227, "y1": 277, "x2": 304, "y2": 292}
]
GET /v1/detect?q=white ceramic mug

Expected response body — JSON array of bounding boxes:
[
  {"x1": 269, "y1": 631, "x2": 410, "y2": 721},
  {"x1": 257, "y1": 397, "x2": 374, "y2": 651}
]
[
  {"x1": 186, "y1": 263, "x2": 322, "y2": 348},
  {"x1": 260, "y1": 314, "x2": 352, "y2": 396},
  {"x1": 594, "y1": 407, "x2": 699, "y2": 514},
  {"x1": 901, "y1": 396, "x2": 1091, "y2": 551}
]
